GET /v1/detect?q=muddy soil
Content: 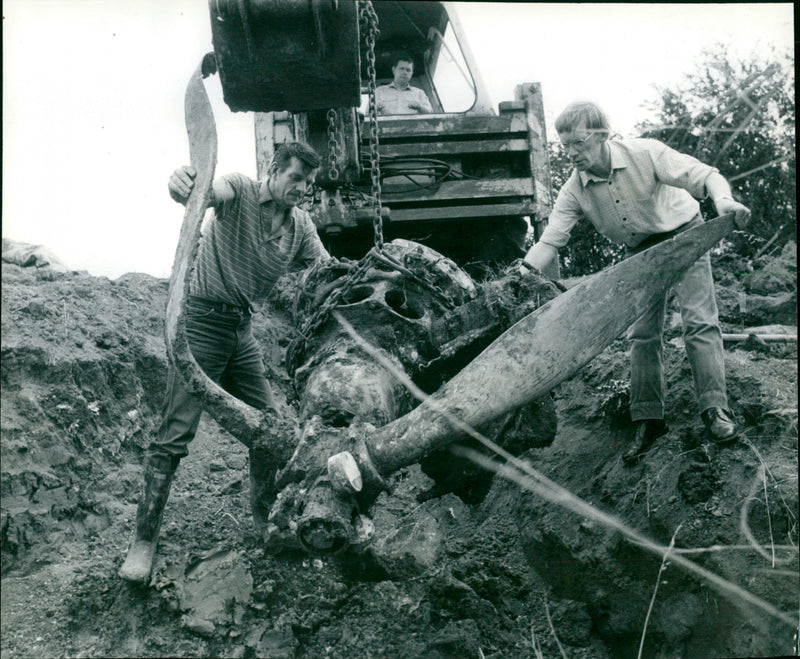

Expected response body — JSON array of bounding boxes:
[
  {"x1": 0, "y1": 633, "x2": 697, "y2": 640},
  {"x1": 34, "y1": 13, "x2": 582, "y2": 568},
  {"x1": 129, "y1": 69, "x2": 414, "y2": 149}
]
[{"x1": 1, "y1": 241, "x2": 797, "y2": 659}]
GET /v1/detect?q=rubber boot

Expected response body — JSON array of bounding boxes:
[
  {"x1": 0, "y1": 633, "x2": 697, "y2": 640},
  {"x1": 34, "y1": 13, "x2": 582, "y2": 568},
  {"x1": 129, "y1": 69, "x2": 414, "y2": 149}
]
[
  {"x1": 249, "y1": 446, "x2": 277, "y2": 535},
  {"x1": 118, "y1": 454, "x2": 177, "y2": 583}
]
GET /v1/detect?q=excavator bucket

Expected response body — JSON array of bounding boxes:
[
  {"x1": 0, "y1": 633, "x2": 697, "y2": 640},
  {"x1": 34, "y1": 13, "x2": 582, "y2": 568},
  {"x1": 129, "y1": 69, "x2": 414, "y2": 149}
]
[{"x1": 208, "y1": 0, "x2": 361, "y2": 112}]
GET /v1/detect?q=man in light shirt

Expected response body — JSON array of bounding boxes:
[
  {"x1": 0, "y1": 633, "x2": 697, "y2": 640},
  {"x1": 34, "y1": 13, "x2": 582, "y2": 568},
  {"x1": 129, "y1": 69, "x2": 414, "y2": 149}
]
[
  {"x1": 376, "y1": 53, "x2": 433, "y2": 115},
  {"x1": 521, "y1": 101, "x2": 751, "y2": 463}
]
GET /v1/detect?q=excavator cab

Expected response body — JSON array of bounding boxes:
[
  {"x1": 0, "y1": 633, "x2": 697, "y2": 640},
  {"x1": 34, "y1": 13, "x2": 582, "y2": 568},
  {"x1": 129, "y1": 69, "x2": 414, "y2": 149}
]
[
  {"x1": 358, "y1": 1, "x2": 493, "y2": 116},
  {"x1": 209, "y1": 0, "x2": 552, "y2": 274}
]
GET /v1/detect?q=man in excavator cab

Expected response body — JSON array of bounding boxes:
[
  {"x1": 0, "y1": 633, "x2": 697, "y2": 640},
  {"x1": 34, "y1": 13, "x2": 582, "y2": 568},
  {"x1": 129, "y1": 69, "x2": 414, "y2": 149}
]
[{"x1": 375, "y1": 52, "x2": 433, "y2": 116}]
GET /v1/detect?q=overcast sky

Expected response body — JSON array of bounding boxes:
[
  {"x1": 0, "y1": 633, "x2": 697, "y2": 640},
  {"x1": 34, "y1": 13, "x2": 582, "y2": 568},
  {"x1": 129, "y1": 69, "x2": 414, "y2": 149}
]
[{"x1": 2, "y1": 2, "x2": 794, "y2": 279}]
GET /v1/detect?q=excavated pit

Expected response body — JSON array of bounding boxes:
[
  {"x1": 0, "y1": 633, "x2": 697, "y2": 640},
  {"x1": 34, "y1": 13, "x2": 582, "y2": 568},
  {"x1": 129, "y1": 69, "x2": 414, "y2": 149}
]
[{"x1": 1, "y1": 241, "x2": 797, "y2": 658}]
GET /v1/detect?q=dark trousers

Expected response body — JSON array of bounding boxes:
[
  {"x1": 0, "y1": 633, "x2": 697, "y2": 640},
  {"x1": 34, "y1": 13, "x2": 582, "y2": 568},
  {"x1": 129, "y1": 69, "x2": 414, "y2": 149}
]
[{"x1": 149, "y1": 297, "x2": 274, "y2": 461}]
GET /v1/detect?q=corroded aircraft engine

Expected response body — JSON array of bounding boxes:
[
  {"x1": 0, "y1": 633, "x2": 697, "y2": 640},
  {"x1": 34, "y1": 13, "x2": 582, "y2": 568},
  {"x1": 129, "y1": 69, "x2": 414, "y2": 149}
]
[
  {"x1": 266, "y1": 239, "x2": 559, "y2": 551},
  {"x1": 166, "y1": 60, "x2": 738, "y2": 556}
]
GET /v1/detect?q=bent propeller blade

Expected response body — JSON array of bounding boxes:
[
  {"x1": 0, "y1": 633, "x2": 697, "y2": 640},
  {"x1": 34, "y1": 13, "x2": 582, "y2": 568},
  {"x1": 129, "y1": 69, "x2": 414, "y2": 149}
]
[{"x1": 368, "y1": 214, "x2": 735, "y2": 474}]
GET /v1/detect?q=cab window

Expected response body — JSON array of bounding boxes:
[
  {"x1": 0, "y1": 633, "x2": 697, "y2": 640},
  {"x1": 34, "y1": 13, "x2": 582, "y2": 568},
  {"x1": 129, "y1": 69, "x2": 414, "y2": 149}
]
[{"x1": 429, "y1": 22, "x2": 475, "y2": 113}]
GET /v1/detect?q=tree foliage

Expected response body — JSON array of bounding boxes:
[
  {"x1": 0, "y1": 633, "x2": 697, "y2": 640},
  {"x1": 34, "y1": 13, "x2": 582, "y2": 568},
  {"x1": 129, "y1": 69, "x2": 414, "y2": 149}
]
[
  {"x1": 546, "y1": 45, "x2": 795, "y2": 277},
  {"x1": 639, "y1": 45, "x2": 795, "y2": 257}
]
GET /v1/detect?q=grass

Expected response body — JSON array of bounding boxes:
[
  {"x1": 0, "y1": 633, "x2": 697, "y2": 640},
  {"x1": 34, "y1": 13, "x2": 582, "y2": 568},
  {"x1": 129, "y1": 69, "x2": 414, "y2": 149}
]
[
  {"x1": 743, "y1": 436, "x2": 797, "y2": 548},
  {"x1": 764, "y1": 407, "x2": 798, "y2": 436},
  {"x1": 740, "y1": 436, "x2": 799, "y2": 565},
  {"x1": 530, "y1": 625, "x2": 544, "y2": 659}
]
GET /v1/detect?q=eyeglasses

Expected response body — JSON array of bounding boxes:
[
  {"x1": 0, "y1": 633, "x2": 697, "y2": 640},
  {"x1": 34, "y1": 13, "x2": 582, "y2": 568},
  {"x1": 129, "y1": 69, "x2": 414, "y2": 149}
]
[{"x1": 559, "y1": 133, "x2": 594, "y2": 152}]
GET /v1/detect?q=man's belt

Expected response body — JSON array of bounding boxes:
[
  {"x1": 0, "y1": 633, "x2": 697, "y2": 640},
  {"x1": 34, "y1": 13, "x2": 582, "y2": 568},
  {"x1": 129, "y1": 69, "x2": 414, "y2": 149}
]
[
  {"x1": 629, "y1": 213, "x2": 704, "y2": 255},
  {"x1": 186, "y1": 295, "x2": 252, "y2": 315}
]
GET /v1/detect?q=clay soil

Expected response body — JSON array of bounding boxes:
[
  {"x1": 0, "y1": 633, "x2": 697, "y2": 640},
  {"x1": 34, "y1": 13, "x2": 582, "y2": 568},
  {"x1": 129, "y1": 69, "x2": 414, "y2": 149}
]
[{"x1": 1, "y1": 241, "x2": 797, "y2": 659}]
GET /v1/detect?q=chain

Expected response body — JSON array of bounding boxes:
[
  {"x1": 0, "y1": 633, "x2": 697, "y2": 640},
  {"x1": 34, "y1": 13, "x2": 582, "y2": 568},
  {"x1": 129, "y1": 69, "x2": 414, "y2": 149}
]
[
  {"x1": 286, "y1": 239, "x2": 464, "y2": 376},
  {"x1": 285, "y1": 2, "x2": 397, "y2": 376},
  {"x1": 326, "y1": 108, "x2": 340, "y2": 182},
  {"x1": 286, "y1": 252, "x2": 379, "y2": 377},
  {"x1": 359, "y1": 0, "x2": 384, "y2": 251}
]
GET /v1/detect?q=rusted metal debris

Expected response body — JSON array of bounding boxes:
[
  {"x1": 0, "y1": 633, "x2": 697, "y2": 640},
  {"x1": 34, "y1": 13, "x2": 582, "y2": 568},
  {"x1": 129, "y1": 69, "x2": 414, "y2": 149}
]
[
  {"x1": 262, "y1": 216, "x2": 737, "y2": 553},
  {"x1": 263, "y1": 240, "x2": 559, "y2": 552},
  {"x1": 164, "y1": 50, "x2": 737, "y2": 558}
]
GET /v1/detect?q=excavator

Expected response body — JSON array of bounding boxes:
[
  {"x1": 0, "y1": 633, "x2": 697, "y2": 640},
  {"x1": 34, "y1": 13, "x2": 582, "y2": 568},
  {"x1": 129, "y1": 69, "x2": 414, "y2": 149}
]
[{"x1": 207, "y1": 0, "x2": 553, "y2": 274}]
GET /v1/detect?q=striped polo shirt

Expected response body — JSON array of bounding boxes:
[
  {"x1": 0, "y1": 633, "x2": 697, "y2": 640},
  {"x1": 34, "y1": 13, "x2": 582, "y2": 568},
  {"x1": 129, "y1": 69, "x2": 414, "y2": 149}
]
[
  {"x1": 539, "y1": 138, "x2": 717, "y2": 250},
  {"x1": 188, "y1": 173, "x2": 329, "y2": 307}
]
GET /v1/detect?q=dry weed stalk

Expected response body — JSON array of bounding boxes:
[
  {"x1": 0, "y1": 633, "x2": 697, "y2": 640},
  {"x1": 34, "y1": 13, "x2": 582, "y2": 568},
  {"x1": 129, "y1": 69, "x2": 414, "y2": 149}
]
[
  {"x1": 764, "y1": 407, "x2": 798, "y2": 436},
  {"x1": 669, "y1": 543, "x2": 796, "y2": 560},
  {"x1": 740, "y1": 465, "x2": 777, "y2": 567},
  {"x1": 62, "y1": 300, "x2": 69, "y2": 339},
  {"x1": 221, "y1": 512, "x2": 239, "y2": 526},
  {"x1": 543, "y1": 592, "x2": 568, "y2": 659},
  {"x1": 639, "y1": 447, "x2": 705, "y2": 519},
  {"x1": 762, "y1": 380, "x2": 798, "y2": 437},
  {"x1": 333, "y1": 312, "x2": 797, "y2": 629},
  {"x1": 742, "y1": 435, "x2": 798, "y2": 548},
  {"x1": 530, "y1": 622, "x2": 544, "y2": 659},
  {"x1": 754, "y1": 568, "x2": 798, "y2": 578},
  {"x1": 638, "y1": 524, "x2": 681, "y2": 659}
]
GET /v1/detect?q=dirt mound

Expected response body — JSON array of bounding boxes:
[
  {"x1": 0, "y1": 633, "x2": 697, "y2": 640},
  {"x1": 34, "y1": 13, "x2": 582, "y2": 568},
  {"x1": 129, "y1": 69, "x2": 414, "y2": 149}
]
[{"x1": 1, "y1": 242, "x2": 797, "y2": 658}]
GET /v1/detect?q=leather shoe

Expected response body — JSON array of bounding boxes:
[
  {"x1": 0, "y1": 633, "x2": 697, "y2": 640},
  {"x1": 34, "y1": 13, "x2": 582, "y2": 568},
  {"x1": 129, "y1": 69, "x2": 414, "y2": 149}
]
[
  {"x1": 701, "y1": 407, "x2": 738, "y2": 444},
  {"x1": 623, "y1": 419, "x2": 667, "y2": 464}
]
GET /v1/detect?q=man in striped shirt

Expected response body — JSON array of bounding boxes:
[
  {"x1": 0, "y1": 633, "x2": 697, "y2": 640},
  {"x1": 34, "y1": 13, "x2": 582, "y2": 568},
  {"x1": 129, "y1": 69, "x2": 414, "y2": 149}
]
[
  {"x1": 521, "y1": 102, "x2": 751, "y2": 464},
  {"x1": 120, "y1": 141, "x2": 330, "y2": 583}
]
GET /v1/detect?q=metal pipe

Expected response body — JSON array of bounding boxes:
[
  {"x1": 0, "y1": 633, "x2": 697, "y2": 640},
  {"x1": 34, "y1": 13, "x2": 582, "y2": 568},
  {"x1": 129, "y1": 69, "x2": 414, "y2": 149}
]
[
  {"x1": 722, "y1": 333, "x2": 797, "y2": 343},
  {"x1": 296, "y1": 480, "x2": 356, "y2": 554}
]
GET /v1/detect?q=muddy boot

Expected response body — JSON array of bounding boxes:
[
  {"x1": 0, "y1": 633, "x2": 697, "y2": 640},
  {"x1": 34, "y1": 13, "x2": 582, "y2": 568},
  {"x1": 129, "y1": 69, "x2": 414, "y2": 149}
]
[
  {"x1": 249, "y1": 446, "x2": 277, "y2": 535},
  {"x1": 118, "y1": 454, "x2": 177, "y2": 583},
  {"x1": 622, "y1": 419, "x2": 667, "y2": 465}
]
